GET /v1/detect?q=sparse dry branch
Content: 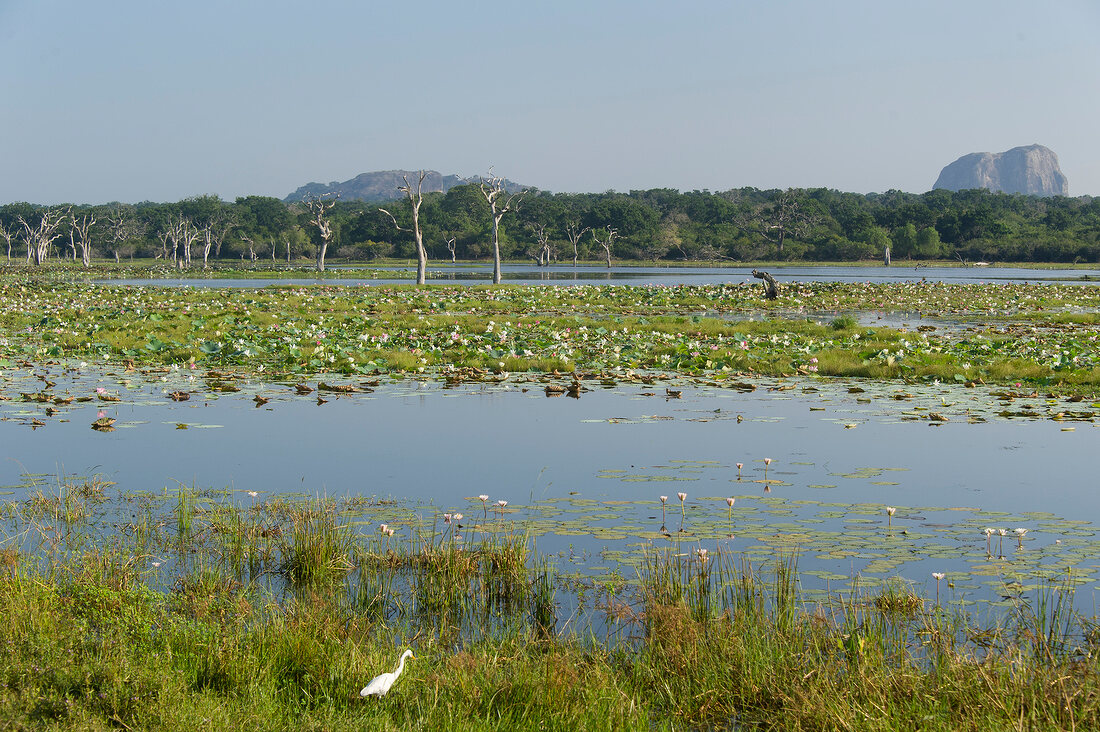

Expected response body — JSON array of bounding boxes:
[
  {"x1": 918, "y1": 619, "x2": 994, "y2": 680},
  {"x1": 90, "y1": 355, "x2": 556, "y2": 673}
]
[
  {"x1": 68, "y1": 211, "x2": 97, "y2": 267},
  {"x1": 592, "y1": 225, "x2": 618, "y2": 268},
  {"x1": 18, "y1": 208, "x2": 68, "y2": 265},
  {"x1": 565, "y1": 222, "x2": 590, "y2": 266},
  {"x1": 479, "y1": 168, "x2": 528, "y2": 284},
  {"x1": 305, "y1": 193, "x2": 338, "y2": 271}
]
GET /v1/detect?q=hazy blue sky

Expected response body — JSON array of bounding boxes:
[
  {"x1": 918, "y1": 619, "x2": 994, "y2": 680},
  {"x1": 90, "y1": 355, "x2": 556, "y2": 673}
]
[{"x1": 2, "y1": 0, "x2": 1098, "y2": 204}]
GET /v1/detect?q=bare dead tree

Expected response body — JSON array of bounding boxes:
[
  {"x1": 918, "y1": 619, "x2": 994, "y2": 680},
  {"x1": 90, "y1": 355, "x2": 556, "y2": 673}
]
[
  {"x1": 240, "y1": 234, "x2": 258, "y2": 262},
  {"x1": 445, "y1": 235, "x2": 457, "y2": 263},
  {"x1": 68, "y1": 211, "x2": 97, "y2": 267},
  {"x1": 199, "y1": 211, "x2": 236, "y2": 269},
  {"x1": 18, "y1": 208, "x2": 68, "y2": 265},
  {"x1": 155, "y1": 229, "x2": 171, "y2": 261},
  {"x1": 284, "y1": 232, "x2": 293, "y2": 263},
  {"x1": 379, "y1": 171, "x2": 429, "y2": 285},
  {"x1": 479, "y1": 169, "x2": 527, "y2": 284},
  {"x1": 305, "y1": 194, "x2": 338, "y2": 271},
  {"x1": 564, "y1": 222, "x2": 590, "y2": 266},
  {"x1": 528, "y1": 222, "x2": 553, "y2": 266},
  {"x1": 592, "y1": 225, "x2": 618, "y2": 268},
  {"x1": 0, "y1": 221, "x2": 13, "y2": 264},
  {"x1": 106, "y1": 205, "x2": 144, "y2": 264},
  {"x1": 167, "y1": 215, "x2": 202, "y2": 268},
  {"x1": 734, "y1": 189, "x2": 814, "y2": 257}
]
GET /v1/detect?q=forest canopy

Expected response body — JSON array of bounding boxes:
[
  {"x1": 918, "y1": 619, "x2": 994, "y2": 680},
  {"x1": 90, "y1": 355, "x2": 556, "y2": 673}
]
[{"x1": 2, "y1": 186, "x2": 1098, "y2": 266}]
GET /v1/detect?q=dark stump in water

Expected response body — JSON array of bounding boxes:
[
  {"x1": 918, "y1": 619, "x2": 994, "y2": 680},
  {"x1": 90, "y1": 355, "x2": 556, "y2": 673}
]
[{"x1": 751, "y1": 269, "x2": 779, "y2": 300}]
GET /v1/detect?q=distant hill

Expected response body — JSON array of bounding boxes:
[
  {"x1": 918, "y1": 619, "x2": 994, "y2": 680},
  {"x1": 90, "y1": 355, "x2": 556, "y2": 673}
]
[
  {"x1": 283, "y1": 170, "x2": 528, "y2": 203},
  {"x1": 933, "y1": 144, "x2": 1068, "y2": 197}
]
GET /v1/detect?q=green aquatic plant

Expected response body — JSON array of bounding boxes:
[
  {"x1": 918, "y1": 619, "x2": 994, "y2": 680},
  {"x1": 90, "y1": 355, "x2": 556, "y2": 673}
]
[{"x1": 277, "y1": 503, "x2": 355, "y2": 589}]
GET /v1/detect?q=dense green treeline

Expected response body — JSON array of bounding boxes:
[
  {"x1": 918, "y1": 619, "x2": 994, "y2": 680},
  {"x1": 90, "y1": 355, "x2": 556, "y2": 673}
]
[{"x1": 2, "y1": 185, "x2": 1099, "y2": 266}]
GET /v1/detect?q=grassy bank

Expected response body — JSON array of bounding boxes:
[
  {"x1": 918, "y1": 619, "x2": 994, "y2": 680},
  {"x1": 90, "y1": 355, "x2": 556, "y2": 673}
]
[{"x1": 2, "y1": 483, "x2": 1099, "y2": 730}]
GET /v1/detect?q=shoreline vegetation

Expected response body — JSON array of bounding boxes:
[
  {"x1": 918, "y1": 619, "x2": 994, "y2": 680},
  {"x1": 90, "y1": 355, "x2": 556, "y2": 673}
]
[
  {"x1": 2, "y1": 263, "x2": 1100, "y2": 728},
  {"x1": 3, "y1": 481, "x2": 1100, "y2": 730},
  {"x1": 5, "y1": 185, "x2": 1100, "y2": 267}
]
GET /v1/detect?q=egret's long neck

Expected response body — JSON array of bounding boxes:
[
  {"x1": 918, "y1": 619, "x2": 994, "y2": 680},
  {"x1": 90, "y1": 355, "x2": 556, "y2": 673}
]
[{"x1": 394, "y1": 654, "x2": 408, "y2": 675}]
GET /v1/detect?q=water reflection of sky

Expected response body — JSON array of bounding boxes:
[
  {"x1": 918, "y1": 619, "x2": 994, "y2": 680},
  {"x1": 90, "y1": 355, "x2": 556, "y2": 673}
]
[
  {"x1": 98, "y1": 264, "x2": 1100, "y2": 288},
  {"x1": 2, "y1": 371, "x2": 1097, "y2": 609}
]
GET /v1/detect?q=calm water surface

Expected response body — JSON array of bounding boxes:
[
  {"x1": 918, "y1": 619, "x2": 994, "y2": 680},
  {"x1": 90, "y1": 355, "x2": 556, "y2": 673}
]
[
  {"x1": 99, "y1": 264, "x2": 1100, "y2": 288},
  {"x1": 2, "y1": 366, "x2": 1097, "y2": 611}
]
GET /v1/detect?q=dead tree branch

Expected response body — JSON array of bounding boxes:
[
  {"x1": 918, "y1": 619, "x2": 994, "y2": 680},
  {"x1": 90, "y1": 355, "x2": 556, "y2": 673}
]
[
  {"x1": 479, "y1": 168, "x2": 527, "y2": 284},
  {"x1": 305, "y1": 193, "x2": 338, "y2": 272},
  {"x1": 379, "y1": 171, "x2": 429, "y2": 285}
]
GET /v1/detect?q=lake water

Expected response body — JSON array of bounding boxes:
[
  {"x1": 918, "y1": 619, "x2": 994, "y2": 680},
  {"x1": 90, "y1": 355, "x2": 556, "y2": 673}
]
[
  {"x1": 3, "y1": 364, "x2": 1097, "y2": 613},
  {"x1": 99, "y1": 263, "x2": 1100, "y2": 288}
]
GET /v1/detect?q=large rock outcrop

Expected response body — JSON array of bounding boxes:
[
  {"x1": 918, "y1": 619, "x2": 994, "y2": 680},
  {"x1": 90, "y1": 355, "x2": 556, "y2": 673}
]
[
  {"x1": 284, "y1": 170, "x2": 526, "y2": 203},
  {"x1": 933, "y1": 144, "x2": 1068, "y2": 196}
]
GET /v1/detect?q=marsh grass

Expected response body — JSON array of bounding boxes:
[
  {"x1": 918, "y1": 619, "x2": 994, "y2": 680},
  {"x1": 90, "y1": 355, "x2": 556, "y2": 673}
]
[
  {"x1": 277, "y1": 501, "x2": 355, "y2": 590},
  {"x1": 3, "y1": 492, "x2": 1100, "y2": 729},
  {"x1": 5, "y1": 477, "x2": 1100, "y2": 729}
]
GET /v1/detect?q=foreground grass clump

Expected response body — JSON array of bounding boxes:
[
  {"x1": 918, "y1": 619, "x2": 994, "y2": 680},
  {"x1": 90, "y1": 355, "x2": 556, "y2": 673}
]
[{"x1": 3, "y1": 483, "x2": 1100, "y2": 730}]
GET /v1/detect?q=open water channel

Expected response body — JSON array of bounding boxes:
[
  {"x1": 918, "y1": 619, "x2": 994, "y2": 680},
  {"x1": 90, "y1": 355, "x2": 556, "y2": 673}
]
[
  {"x1": 2, "y1": 359, "x2": 1097, "y2": 616},
  {"x1": 102, "y1": 263, "x2": 1100, "y2": 288}
]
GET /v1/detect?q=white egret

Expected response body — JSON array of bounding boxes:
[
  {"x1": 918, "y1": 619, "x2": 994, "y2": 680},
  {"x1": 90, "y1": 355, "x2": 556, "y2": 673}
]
[{"x1": 360, "y1": 649, "x2": 414, "y2": 697}]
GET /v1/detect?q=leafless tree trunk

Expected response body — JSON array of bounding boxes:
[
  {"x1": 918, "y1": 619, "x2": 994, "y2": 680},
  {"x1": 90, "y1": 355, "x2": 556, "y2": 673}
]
[
  {"x1": 155, "y1": 230, "x2": 171, "y2": 261},
  {"x1": 200, "y1": 213, "x2": 235, "y2": 269},
  {"x1": 167, "y1": 215, "x2": 201, "y2": 269},
  {"x1": 305, "y1": 194, "x2": 337, "y2": 271},
  {"x1": 284, "y1": 233, "x2": 292, "y2": 263},
  {"x1": 528, "y1": 223, "x2": 553, "y2": 266},
  {"x1": 0, "y1": 222, "x2": 13, "y2": 263},
  {"x1": 592, "y1": 225, "x2": 618, "y2": 268},
  {"x1": 445, "y1": 236, "x2": 457, "y2": 263},
  {"x1": 565, "y1": 222, "x2": 590, "y2": 267},
  {"x1": 240, "y1": 234, "x2": 259, "y2": 262},
  {"x1": 107, "y1": 205, "x2": 143, "y2": 264},
  {"x1": 18, "y1": 208, "x2": 68, "y2": 266},
  {"x1": 69, "y1": 212, "x2": 97, "y2": 267},
  {"x1": 379, "y1": 171, "x2": 429, "y2": 285},
  {"x1": 883, "y1": 243, "x2": 891, "y2": 266},
  {"x1": 479, "y1": 169, "x2": 527, "y2": 284}
]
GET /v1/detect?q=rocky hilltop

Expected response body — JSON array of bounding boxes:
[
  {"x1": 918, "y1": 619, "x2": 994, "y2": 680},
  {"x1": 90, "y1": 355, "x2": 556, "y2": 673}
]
[
  {"x1": 284, "y1": 170, "x2": 526, "y2": 203},
  {"x1": 933, "y1": 144, "x2": 1068, "y2": 196}
]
